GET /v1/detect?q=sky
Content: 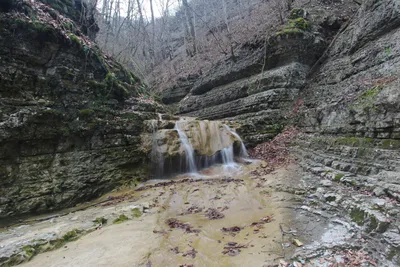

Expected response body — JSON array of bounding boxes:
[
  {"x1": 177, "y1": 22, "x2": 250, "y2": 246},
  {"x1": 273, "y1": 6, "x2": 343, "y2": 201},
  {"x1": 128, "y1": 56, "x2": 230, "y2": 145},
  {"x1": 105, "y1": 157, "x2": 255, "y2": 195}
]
[
  {"x1": 142, "y1": 0, "x2": 179, "y2": 18},
  {"x1": 105, "y1": 0, "x2": 180, "y2": 19}
]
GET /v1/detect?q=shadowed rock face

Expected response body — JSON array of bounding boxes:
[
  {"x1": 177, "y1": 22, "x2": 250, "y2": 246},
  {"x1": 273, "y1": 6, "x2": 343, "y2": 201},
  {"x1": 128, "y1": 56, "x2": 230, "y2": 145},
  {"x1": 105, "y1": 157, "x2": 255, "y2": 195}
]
[{"x1": 0, "y1": 1, "x2": 157, "y2": 217}]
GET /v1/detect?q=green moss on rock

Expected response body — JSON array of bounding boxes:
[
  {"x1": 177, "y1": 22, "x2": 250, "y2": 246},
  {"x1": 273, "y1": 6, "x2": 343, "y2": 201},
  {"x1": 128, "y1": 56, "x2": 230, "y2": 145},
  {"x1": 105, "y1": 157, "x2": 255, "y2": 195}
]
[
  {"x1": 132, "y1": 208, "x2": 142, "y2": 218},
  {"x1": 334, "y1": 173, "x2": 344, "y2": 182},
  {"x1": 113, "y1": 215, "x2": 129, "y2": 224},
  {"x1": 276, "y1": 17, "x2": 310, "y2": 36},
  {"x1": 352, "y1": 85, "x2": 384, "y2": 112},
  {"x1": 22, "y1": 245, "x2": 36, "y2": 258},
  {"x1": 67, "y1": 33, "x2": 81, "y2": 46},
  {"x1": 381, "y1": 139, "x2": 400, "y2": 150},
  {"x1": 287, "y1": 18, "x2": 309, "y2": 30},
  {"x1": 360, "y1": 85, "x2": 383, "y2": 100},
  {"x1": 93, "y1": 217, "x2": 108, "y2": 225},
  {"x1": 62, "y1": 229, "x2": 79, "y2": 242},
  {"x1": 350, "y1": 208, "x2": 365, "y2": 226},
  {"x1": 334, "y1": 137, "x2": 374, "y2": 147}
]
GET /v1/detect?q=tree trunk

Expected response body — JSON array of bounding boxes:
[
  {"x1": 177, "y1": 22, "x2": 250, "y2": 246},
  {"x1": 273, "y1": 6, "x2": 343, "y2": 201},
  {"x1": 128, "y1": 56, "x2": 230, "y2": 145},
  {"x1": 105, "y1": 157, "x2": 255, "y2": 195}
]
[
  {"x1": 221, "y1": 0, "x2": 235, "y2": 60},
  {"x1": 149, "y1": 0, "x2": 155, "y2": 65},
  {"x1": 182, "y1": 0, "x2": 196, "y2": 56}
]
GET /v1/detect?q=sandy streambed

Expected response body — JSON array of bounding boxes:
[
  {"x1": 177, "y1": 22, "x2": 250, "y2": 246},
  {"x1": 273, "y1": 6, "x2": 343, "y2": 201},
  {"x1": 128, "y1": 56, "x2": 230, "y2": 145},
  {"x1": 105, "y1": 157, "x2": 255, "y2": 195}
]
[{"x1": 1, "y1": 162, "x2": 335, "y2": 267}]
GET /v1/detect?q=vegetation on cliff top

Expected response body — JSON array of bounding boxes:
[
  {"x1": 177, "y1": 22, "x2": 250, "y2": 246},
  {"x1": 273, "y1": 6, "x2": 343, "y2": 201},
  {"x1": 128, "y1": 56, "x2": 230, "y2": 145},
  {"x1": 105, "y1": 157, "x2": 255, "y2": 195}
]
[{"x1": 2, "y1": 0, "x2": 142, "y2": 102}]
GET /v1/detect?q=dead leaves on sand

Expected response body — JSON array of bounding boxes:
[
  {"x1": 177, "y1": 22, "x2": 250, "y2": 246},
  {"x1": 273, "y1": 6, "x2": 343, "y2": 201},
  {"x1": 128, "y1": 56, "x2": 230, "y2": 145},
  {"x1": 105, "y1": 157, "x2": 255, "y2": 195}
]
[
  {"x1": 222, "y1": 242, "x2": 250, "y2": 256},
  {"x1": 205, "y1": 208, "x2": 225, "y2": 220},
  {"x1": 136, "y1": 178, "x2": 243, "y2": 192},
  {"x1": 181, "y1": 205, "x2": 203, "y2": 215},
  {"x1": 166, "y1": 218, "x2": 200, "y2": 234},
  {"x1": 221, "y1": 226, "x2": 243, "y2": 237}
]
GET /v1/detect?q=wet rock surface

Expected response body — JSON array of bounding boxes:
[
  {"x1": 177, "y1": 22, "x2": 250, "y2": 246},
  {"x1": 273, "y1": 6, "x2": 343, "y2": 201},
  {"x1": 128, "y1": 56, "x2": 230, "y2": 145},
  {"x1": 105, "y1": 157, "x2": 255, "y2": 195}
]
[{"x1": 1, "y1": 161, "x2": 397, "y2": 266}]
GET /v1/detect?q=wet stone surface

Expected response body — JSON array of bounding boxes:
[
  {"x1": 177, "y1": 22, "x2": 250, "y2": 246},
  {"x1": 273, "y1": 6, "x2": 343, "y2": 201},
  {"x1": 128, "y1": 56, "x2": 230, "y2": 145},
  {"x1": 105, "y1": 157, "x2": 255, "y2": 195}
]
[{"x1": 0, "y1": 161, "x2": 398, "y2": 266}]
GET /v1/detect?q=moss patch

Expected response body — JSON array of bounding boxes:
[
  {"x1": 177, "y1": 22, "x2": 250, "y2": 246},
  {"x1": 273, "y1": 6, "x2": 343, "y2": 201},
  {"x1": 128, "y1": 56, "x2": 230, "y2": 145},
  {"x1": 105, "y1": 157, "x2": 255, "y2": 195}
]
[
  {"x1": 67, "y1": 33, "x2": 81, "y2": 46},
  {"x1": 289, "y1": 8, "x2": 306, "y2": 19},
  {"x1": 276, "y1": 17, "x2": 310, "y2": 36},
  {"x1": 334, "y1": 173, "x2": 344, "y2": 182},
  {"x1": 381, "y1": 139, "x2": 400, "y2": 150},
  {"x1": 287, "y1": 18, "x2": 309, "y2": 30},
  {"x1": 360, "y1": 85, "x2": 383, "y2": 100},
  {"x1": 62, "y1": 229, "x2": 80, "y2": 242},
  {"x1": 132, "y1": 208, "x2": 143, "y2": 218},
  {"x1": 352, "y1": 85, "x2": 383, "y2": 112},
  {"x1": 113, "y1": 215, "x2": 129, "y2": 224},
  {"x1": 350, "y1": 208, "x2": 366, "y2": 226},
  {"x1": 22, "y1": 245, "x2": 36, "y2": 258},
  {"x1": 93, "y1": 217, "x2": 107, "y2": 225}
]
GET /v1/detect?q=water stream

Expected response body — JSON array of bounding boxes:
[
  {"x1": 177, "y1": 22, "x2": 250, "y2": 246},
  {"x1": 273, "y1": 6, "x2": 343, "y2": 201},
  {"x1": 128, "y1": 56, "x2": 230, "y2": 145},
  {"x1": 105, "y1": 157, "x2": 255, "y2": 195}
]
[
  {"x1": 224, "y1": 125, "x2": 249, "y2": 158},
  {"x1": 174, "y1": 119, "x2": 198, "y2": 174},
  {"x1": 151, "y1": 118, "x2": 249, "y2": 178}
]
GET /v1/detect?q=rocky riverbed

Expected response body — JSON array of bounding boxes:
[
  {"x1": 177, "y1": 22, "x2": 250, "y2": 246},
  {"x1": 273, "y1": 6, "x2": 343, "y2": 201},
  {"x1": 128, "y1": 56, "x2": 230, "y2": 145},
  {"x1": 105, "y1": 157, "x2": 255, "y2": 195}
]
[{"x1": 1, "y1": 160, "x2": 397, "y2": 267}]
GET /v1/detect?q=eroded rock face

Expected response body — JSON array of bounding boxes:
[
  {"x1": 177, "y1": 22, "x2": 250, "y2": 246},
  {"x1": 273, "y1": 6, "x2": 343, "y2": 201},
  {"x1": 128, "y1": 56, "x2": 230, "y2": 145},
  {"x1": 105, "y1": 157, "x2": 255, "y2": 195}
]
[
  {"x1": 167, "y1": 1, "x2": 357, "y2": 145},
  {"x1": 0, "y1": 1, "x2": 158, "y2": 217},
  {"x1": 292, "y1": 2, "x2": 400, "y2": 261},
  {"x1": 296, "y1": 0, "x2": 400, "y2": 196},
  {"x1": 161, "y1": 74, "x2": 199, "y2": 105}
]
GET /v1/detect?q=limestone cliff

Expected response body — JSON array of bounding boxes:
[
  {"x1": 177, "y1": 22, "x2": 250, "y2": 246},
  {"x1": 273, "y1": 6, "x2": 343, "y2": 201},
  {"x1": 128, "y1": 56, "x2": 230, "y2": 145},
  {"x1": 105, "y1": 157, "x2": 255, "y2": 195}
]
[
  {"x1": 165, "y1": 0, "x2": 357, "y2": 144},
  {"x1": 162, "y1": 0, "x2": 400, "y2": 201},
  {"x1": 0, "y1": 0, "x2": 160, "y2": 217},
  {"x1": 296, "y1": 0, "x2": 400, "y2": 204},
  {"x1": 160, "y1": 0, "x2": 400, "y2": 259}
]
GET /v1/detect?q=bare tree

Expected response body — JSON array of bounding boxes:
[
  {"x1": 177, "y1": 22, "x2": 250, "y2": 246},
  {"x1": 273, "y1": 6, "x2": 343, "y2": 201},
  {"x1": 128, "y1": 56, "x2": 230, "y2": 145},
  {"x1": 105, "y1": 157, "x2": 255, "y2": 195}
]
[
  {"x1": 95, "y1": 0, "x2": 288, "y2": 90},
  {"x1": 182, "y1": 0, "x2": 197, "y2": 56}
]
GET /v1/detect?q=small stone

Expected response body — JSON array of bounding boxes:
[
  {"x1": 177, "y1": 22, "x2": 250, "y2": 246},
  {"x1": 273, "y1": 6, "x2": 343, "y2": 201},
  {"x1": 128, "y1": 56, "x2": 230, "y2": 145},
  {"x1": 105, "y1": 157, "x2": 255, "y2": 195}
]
[
  {"x1": 371, "y1": 198, "x2": 386, "y2": 207},
  {"x1": 320, "y1": 180, "x2": 332, "y2": 187},
  {"x1": 142, "y1": 202, "x2": 150, "y2": 210},
  {"x1": 293, "y1": 239, "x2": 304, "y2": 247},
  {"x1": 373, "y1": 187, "x2": 386, "y2": 197},
  {"x1": 37, "y1": 99, "x2": 47, "y2": 105},
  {"x1": 261, "y1": 163, "x2": 268, "y2": 168}
]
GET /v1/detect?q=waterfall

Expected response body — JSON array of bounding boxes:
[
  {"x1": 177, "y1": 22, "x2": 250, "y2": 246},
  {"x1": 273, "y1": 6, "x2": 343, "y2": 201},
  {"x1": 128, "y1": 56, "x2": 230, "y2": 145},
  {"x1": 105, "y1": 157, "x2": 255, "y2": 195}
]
[
  {"x1": 150, "y1": 118, "x2": 248, "y2": 178},
  {"x1": 224, "y1": 125, "x2": 249, "y2": 158},
  {"x1": 174, "y1": 119, "x2": 198, "y2": 173},
  {"x1": 150, "y1": 120, "x2": 164, "y2": 178}
]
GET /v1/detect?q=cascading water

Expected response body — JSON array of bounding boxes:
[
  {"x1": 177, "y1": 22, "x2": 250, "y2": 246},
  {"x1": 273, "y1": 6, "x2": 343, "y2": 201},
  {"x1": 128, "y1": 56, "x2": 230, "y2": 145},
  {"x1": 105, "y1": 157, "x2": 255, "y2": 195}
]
[
  {"x1": 224, "y1": 125, "x2": 249, "y2": 158},
  {"x1": 150, "y1": 120, "x2": 164, "y2": 178},
  {"x1": 150, "y1": 117, "x2": 249, "y2": 178},
  {"x1": 174, "y1": 119, "x2": 198, "y2": 173}
]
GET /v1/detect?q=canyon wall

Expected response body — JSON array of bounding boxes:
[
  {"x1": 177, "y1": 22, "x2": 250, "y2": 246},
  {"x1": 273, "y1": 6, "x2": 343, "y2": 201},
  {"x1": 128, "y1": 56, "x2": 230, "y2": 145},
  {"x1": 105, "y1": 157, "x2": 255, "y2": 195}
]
[
  {"x1": 166, "y1": 0, "x2": 357, "y2": 145},
  {"x1": 0, "y1": 0, "x2": 160, "y2": 217},
  {"x1": 297, "y1": 0, "x2": 400, "y2": 199},
  {"x1": 164, "y1": 0, "x2": 400, "y2": 200},
  {"x1": 162, "y1": 1, "x2": 400, "y2": 259}
]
